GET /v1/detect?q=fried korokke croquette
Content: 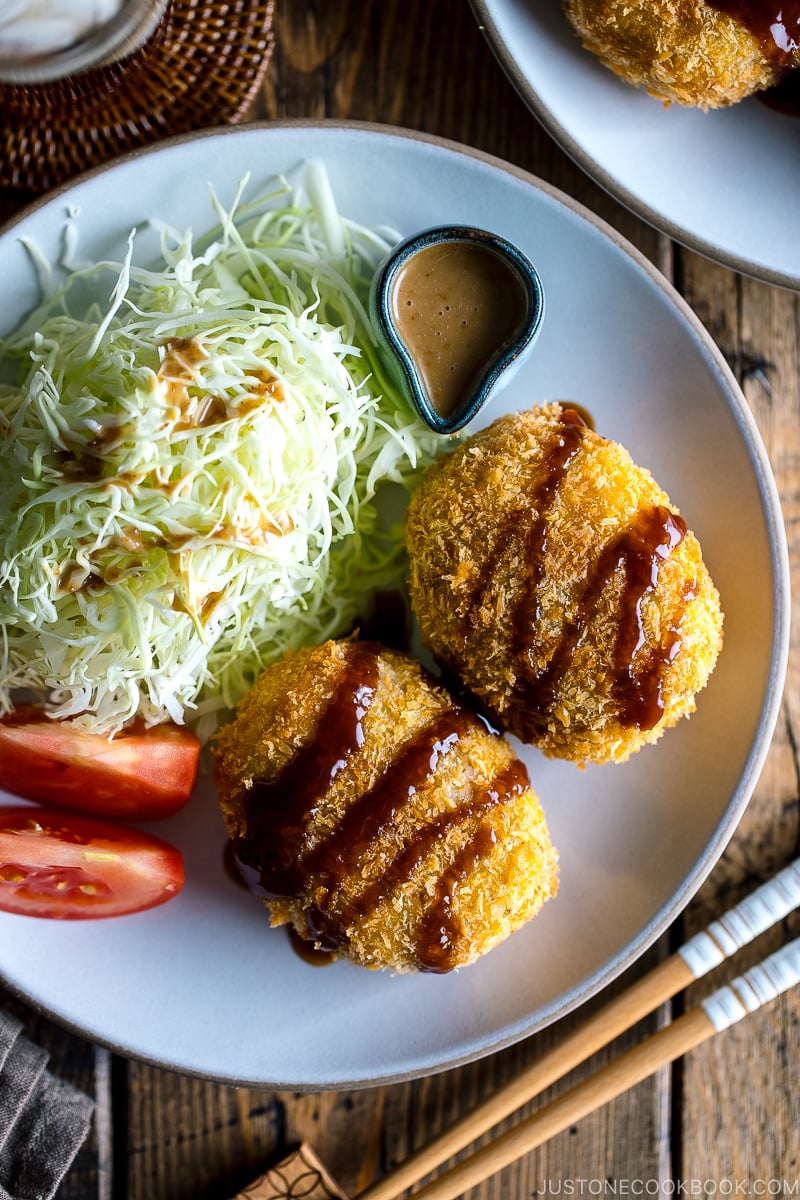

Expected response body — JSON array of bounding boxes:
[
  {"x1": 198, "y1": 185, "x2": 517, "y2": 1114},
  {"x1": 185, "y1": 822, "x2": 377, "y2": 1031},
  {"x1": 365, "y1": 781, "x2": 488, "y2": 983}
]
[
  {"x1": 404, "y1": 404, "x2": 723, "y2": 766},
  {"x1": 562, "y1": 0, "x2": 799, "y2": 109},
  {"x1": 212, "y1": 639, "x2": 558, "y2": 973}
]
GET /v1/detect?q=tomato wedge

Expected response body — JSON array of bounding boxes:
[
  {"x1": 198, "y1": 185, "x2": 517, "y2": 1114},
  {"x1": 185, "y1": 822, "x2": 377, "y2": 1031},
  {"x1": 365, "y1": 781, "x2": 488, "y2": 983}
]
[
  {"x1": 0, "y1": 708, "x2": 200, "y2": 821},
  {"x1": 0, "y1": 807, "x2": 184, "y2": 919}
]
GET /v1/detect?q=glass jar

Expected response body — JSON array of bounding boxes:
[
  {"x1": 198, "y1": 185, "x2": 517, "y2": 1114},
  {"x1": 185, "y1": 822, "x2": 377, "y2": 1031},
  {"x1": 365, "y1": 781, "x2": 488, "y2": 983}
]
[{"x1": 0, "y1": 0, "x2": 169, "y2": 85}]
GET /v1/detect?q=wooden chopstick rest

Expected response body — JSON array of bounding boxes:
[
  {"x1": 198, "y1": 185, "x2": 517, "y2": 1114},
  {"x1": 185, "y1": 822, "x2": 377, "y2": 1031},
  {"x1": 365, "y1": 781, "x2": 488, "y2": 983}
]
[
  {"x1": 358, "y1": 857, "x2": 800, "y2": 1200},
  {"x1": 387, "y1": 936, "x2": 800, "y2": 1200},
  {"x1": 232, "y1": 1142, "x2": 350, "y2": 1200}
]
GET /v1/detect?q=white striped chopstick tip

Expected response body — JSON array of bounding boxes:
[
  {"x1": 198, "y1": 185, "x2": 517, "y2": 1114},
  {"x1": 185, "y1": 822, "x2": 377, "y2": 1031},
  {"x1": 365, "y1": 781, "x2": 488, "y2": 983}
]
[
  {"x1": 701, "y1": 935, "x2": 800, "y2": 1032},
  {"x1": 679, "y1": 857, "x2": 800, "y2": 979}
]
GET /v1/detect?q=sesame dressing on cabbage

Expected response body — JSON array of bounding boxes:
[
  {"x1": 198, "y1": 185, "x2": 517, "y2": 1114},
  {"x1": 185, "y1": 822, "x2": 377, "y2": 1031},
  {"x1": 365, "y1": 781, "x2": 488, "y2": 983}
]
[{"x1": 0, "y1": 164, "x2": 441, "y2": 739}]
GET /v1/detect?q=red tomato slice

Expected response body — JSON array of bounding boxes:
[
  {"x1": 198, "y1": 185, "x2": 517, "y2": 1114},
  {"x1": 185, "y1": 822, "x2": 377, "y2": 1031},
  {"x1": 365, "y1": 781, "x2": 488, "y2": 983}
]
[
  {"x1": 0, "y1": 807, "x2": 184, "y2": 919},
  {"x1": 0, "y1": 708, "x2": 200, "y2": 821}
]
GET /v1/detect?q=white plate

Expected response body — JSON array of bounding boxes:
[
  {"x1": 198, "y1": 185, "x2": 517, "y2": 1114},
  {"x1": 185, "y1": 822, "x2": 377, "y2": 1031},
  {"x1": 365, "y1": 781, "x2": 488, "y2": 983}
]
[
  {"x1": 0, "y1": 122, "x2": 789, "y2": 1088},
  {"x1": 472, "y1": 0, "x2": 800, "y2": 289}
]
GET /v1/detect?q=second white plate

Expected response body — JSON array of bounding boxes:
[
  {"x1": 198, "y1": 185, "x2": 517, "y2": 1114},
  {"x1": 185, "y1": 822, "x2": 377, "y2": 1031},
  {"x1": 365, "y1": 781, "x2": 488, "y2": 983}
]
[{"x1": 473, "y1": 0, "x2": 800, "y2": 289}]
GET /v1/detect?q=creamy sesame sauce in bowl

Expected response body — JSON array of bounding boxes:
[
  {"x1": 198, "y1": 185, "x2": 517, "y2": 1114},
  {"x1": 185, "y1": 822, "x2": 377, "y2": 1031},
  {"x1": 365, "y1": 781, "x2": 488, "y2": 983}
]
[{"x1": 370, "y1": 225, "x2": 544, "y2": 434}]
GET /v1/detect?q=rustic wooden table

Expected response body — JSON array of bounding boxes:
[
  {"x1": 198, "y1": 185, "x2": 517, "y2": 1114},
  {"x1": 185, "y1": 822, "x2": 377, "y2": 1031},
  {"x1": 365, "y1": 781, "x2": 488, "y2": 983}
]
[{"x1": 1, "y1": 1, "x2": 799, "y2": 1196}]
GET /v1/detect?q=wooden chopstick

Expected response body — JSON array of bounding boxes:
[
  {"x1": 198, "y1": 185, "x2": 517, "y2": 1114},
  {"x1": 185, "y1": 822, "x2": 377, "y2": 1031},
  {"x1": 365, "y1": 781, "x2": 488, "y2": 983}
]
[
  {"x1": 358, "y1": 857, "x2": 800, "y2": 1200},
  {"x1": 382, "y1": 935, "x2": 800, "y2": 1200}
]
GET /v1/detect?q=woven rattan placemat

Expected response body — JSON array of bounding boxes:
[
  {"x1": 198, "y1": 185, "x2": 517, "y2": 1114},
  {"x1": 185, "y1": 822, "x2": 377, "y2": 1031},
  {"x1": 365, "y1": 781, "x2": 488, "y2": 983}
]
[{"x1": 1, "y1": 0, "x2": 275, "y2": 194}]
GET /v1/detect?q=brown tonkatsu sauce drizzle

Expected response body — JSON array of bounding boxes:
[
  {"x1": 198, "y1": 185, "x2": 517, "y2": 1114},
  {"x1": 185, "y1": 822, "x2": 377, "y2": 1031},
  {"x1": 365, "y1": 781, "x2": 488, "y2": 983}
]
[
  {"x1": 707, "y1": 0, "x2": 799, "y2": 69},
  {"x1": 223, "y1": 839, "x2": 250, "y2": 891},
  {"x1": 416, "y1": 824, "x2": 499, "y2": 974},
  {"x1": 515, "y1": 504, "x2": 688, "y2": 732},
  {"x1": 234, "y1": 643, "x2": 530, "y2": 971},
  {"x1": 760, "y1": 65, "x2": 800, "y2": 111},
  {"x1": 310, "y1": 756, "x2": 529, "y2": 964},
  {"x1": 597, "y1": 505, "x2": 688, "y2": 728},
  {"x1": 287, "y1": 926, "x2": 335, "y2": 967},
  {"x1": 512, "y1": 406, "x2": 587, "y2": 635},
  {"x1": 413, "y1": 761, "x2": 528, "y2": 973},
  {"x1": 234, "y1": 642, "x2": 381, "y2": 898},
  {"x1": 464, "y1": 410, "x2": 690, "y2": 734},
  {"x1": 466, "y1": 407, "x2": 586, "y2": 632},
  {"x1": 299, "y1": 708, "x2": 477, "y2": 903}
]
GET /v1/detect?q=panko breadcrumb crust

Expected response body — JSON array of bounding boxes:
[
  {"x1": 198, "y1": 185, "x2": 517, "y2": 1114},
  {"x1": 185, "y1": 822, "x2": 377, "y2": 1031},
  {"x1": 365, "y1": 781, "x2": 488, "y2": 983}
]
[
  {"x1": 562, "y1": 0, "x2": 789, "y2": 109},
  {"x1": 404, "y1": 404, "x2": 723, "y2": 765},
  {"x1": 212, "y1": 639, "x2": 559, "y2": 973}
]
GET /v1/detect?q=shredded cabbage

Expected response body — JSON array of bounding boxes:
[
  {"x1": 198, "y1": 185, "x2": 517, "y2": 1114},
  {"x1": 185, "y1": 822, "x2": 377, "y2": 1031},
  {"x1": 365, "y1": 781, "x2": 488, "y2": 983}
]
[{"x1": 0, "y1": 163, "x2": 442, "y2": 738}]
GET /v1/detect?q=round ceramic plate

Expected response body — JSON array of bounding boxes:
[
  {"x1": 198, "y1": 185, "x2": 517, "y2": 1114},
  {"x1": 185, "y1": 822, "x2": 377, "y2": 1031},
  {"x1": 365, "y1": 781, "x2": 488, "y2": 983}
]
[
  {"x1": 0, "y1": 121, "x2": 789, "y2": 1088},
  {"x1": 472, "y1": 0, "x2": 800, "y2": 290}
]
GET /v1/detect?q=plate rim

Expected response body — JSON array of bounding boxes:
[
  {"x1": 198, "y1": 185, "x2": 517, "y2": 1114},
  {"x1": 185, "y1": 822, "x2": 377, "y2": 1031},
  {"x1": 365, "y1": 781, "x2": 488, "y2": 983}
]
[
  {"x1": 469, "y1": 0, "x2": 800, "y2": 292},
  {"x1": 0, "y1": 118, "x2": 791, "y2": 1089}
]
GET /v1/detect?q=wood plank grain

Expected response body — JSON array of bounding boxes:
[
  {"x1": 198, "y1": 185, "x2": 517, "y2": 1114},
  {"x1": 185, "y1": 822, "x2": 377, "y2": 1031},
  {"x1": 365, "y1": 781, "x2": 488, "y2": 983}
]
[
  {"x1": 123, "y1": 1063, "x2": 282, "y2": 1199},
  {"x1": 374, "y1": 947, "x2": 671, "y2": 1198}
]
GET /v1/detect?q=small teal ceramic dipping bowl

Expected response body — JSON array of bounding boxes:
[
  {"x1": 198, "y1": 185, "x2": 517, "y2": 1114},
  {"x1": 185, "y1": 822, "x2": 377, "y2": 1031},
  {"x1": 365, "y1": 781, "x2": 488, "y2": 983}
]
[{"x1": 369, "y1": 225, "x2": 545, "y2": 435}]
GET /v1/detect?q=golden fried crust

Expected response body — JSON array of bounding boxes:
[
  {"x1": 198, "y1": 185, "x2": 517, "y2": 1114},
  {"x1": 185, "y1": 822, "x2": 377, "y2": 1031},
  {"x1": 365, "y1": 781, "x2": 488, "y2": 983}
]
[
  {"x1": 404, "y1": 404, "x2": 723, "y2": 765},
  {"x1": 212, "y1": 639, "x2": 559, "y2": 972},
  {"x1": 562, "y1": 0, "x2": 788, "y2": 108}
]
